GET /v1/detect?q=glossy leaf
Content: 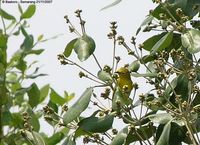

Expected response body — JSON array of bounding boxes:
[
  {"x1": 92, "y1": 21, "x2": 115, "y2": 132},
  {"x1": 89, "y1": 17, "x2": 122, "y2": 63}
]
[
  {"x1": 40, "y1": 84, "x2": 50, "y2": 103},
  {"x1": 128, "y1": 60, "x2": 140, "y2": 72},
  {"x1": 0, "y1": 8, "x2": 15, "y2": 20},
  {"x1": 50, "y1": 88, "x2": 66, "y2": 106},
  {"x1": 77, "y1": 112, "x2": 114, "y2": 133},
  {"x1": 151, "y1": 32, "x2": 173, "y2": 54},
  {"x1": 63, "y1": 38, "x2": 77, "y2": 58},
  {"x1": 143, "y1": 33, "x2": 165, "y2": 51},
  {"x1": 110, "y1": 126, "x2": 129, "y2": 145},
  {"x1": 143, "y1": 32, "x2": 181, "y2": 53},
  {"x1": 63, "y1": 88, "x2": 93, "y2": 125},
  {"x1": 148, "y1": 113, "x2": 173, "y2": 124},
  {"x1": 156, "y1": 121, "x2": 172, "y2": 145},
  {"x1": 20, "y1": 4, "x2": 36, "y2": 19},
  {"x1": 97, "y1": 70, "x2": 112, "y2": 83},
  {"x1": 74, "y1": 35, "x2": 95, "y2": 61},
  {"x1": 27, "y1": 83, "x2": 40, "y2": 108},
  {"x1": 181, "y1": 29, "x2": 200, "y2": 54}
]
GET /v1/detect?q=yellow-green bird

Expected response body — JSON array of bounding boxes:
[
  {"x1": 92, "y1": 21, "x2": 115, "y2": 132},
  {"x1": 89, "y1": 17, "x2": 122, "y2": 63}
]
[{"x1": 116, "y1": 67, "x2": 133, "y2": 97}]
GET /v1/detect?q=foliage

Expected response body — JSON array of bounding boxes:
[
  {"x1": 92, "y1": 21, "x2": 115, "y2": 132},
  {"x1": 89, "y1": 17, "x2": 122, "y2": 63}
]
[
  {"x1": 0, "y1": 3, "x2": 72, "y2": 145},
  {"x1": 2, "y1": 0, "x2": 200, "y2": 145},
  {"x1": 57, "y1": 0, "x2": 200, "y2": 145}
]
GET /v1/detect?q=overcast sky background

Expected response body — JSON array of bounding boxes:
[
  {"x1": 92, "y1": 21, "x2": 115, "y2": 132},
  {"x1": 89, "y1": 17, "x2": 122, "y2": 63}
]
[
  {"x1": 3, "y1": 0, "x2": 156, "y2": 144},
  {"x1": 2, "y1": 0, "x2": 155, "y2": 94}
]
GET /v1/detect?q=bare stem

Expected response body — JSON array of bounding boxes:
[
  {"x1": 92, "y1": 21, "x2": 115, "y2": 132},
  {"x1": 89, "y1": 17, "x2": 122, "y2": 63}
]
[
  {"x1": 92, "y1": 54, "x2": 102, "y2": 70},
  {"x1": 112, "y1": 37, "x2": 117, "y2": 74}
]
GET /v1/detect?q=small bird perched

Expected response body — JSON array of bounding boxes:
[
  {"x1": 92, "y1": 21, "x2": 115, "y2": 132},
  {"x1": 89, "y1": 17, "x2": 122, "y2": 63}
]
[{"x1": 115, "y1": 67, "x2": 133, "y2": 97}]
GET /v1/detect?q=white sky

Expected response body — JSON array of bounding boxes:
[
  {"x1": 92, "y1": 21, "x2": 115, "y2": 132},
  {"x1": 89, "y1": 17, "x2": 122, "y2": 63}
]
[
  {"x1": 2, "y1": 0, "x2": 156, "y2": 144},
  {"x1": 1, "y1": 0, "x2": 155, "y2": 95}
]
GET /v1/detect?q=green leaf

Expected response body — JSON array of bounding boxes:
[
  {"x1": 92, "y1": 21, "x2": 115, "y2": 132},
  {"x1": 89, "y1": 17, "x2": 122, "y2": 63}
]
[
  {"x1": 125, "y1": 125, "x2": 156, "y2": 144},
  {"x1": 0, "y1": 8, "x2": 15, "y2": 20},
  {"x1": 181, "y1": 29, "x2": 200, "y2": 54},
  {"x1": 110, "y1": 126, "x2": 129, "y2": 145},
  {"x1": 63, "y1": 38, "x2": 77, "y2": 58},
  {"x1": 151, "y1": 32, "x2": 173, "y2": 54},
  {"x1": 26, "y1": 107, "x2": 40, "y2": 132},
  {"x1": 37, "y1": 34, "x2": 44, "y2": 41},
  {"x1": 50, "y1": 88, "x2": 66, "y2": 106},
  {"x1": 21, "y1": 26, "x2": 29, "y2": 37},
  {"x1": 74, "y1": 35, "x2": 95, "y2": 61},
  {"x1": 128, "y1": 60, "x2": 140, "y2": 72},
  {"x1": 143, "y1": 33, "x2": 166, "y2": 51},
  {"x1": 64, "y1": 91, "x2": 75, "y2": 103},
  {"x1": 112, "y1": 88, "x2": 132, "y2": 111},
  {"x1": 0, "y1": 33, "x2": 8, "y2": 49},
  {"x1": 140, "y1": 55, "x2": 157, "y2": 63},
  {"x1": 62, "y1": 134, "x2": 75, "y2": 145},
  {"x1": 20, "y1": 4, "x2": 36, "y2": 19},
  {"x1": 100, "y1": 0, "x2": 122, "y2": 11},
  {"x1": 131, "y1": 72, "x2": 157, "y2": 78},
  {"x1": 2, "y1": 109, "x2": 12, "y2": 125},
  {"x1": 18, "y1": 3, "x2": 23, "y2": 14},
  {"x1": 16, "y1": 58, "x2": 27, "y2": 73},
  {"x1": 97, "y1": 70, "x2": 112, "y2": 83},
  {"x1": 21, "y1": 34, "x2": 34, "y2": 50},
  {"x1": 174, "y1": 74, "x2": 189, "y2": 101},
  {"x1": 26, "y1": 73, "x2": 47, "y2": 79},
  {"x1": 171, "y1": 0, "x2": 200, "y2": 19},
  {"x1": 11, "y1": 113, "x2": 23, "y2": 127},
  {"x1": 46, "y1": 132, "x2": 64, "y2": 145},
  {"x1": 164, "y1": 77, "x2": 178, "y2": 99},
  {"x1": 136, "y1": 15, "x2": 153, "y2": 35},
  {"x1": 143, "y1": 33, "x2": 181, "y2": 53},
  {"x1": 27, "y1": 83, "x2": 40, "y2": 108},
  {"x1": 48, "y1": 100, "x2": 58, "y2": 113},
  {"x1": 148, "y1": 113, "x2": 173, "y2": 124},
  {"x1": 151, "y1": 3, "x2": 179, "y2": 21},
  {"x1": 63, "y1": 88, "x2": 93, "y2": 125},
  {"x1": 156, "y1": 121, "x2": 172, "y2": 145},
  {"x1": 77, "y1": 112, "x2": 114, "y2": 133},
  {"x1": 23, "y1": 131, "x2": 46, "y2": 145},
  {"x1": 26, "y1": 49, "x2": 44, "y2": 55},
  {"x1": 40, "y1": 84, "x2": 50, "y2": 103}
]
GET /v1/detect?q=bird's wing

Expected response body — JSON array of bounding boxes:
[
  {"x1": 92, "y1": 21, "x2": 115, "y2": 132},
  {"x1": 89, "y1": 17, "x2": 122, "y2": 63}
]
[{"x1": 100, "y1": 0, "x2": 122, "y2": 11}]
